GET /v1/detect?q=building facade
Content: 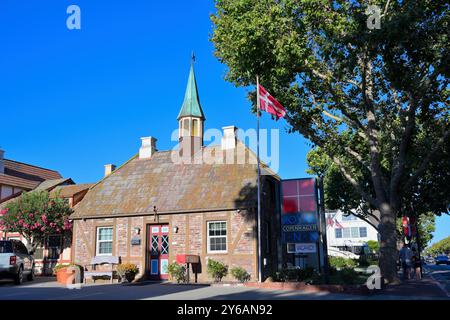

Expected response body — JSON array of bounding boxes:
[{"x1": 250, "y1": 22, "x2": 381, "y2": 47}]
[
  {"x1": 326, "y1": 210, "x2": 379, "y2": 256},
  {"x1": 71, "y1": 63, "x2": 281, "y2": 282},
  {"x1": 0, "y1": 149, "x2": 64, "y2": 202}
]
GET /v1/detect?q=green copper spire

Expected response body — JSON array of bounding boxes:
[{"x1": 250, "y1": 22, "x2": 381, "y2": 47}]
[{"x1": 177, "y1": 57, "x2": 205, "y2": 120}]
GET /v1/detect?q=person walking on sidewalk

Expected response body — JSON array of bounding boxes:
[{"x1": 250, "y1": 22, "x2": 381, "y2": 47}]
[
  {"x1": 411, "y1": 247, "x2": 422, "y2": 280},
  {"x1": 399, "y1": 243, "x2": 413, "y2": 280}
]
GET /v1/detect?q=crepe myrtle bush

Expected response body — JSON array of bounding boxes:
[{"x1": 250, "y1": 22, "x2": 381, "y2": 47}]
[{"x1": 0, "y1": 191, "x2": 73, "y2": 252}]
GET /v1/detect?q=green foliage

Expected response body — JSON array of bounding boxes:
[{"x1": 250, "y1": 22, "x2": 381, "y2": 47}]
[
  {"x1": 367, "y1": 240, "x2": 380, "y2": 253},
  {"x1": 53, "y1": 263, "x2": 81, "y2": 274},
  {"x1": 272, "y1": 267, "x2": 317, "y2": 282},
  {"x1": 328, "y1": 256, "x2": 357, "y2": 269},
  {"x1": 207, "y1": 259, "x2": 228, "y2": 282},
  {"x1": 425, "y1": 236, "x2": 450, "y2": 256},
  {"x1": 357, "y1": 255, "x2": 379, "y2": 268},
  {"x1": 168, "y1": 262, "x2": 187, "y2": 283},
  {"x1": 0, "y1": 191, "x2": 73, "y2": 251},
  {"x1": 211, "y1": 0, "x2": 449, "y2": 282},
  {"x1": 230, "y1": 266, "x2": 251, "y2": 283},
  {"x1": 336, "y1": 268, "x2": 363, "y2": 285}
]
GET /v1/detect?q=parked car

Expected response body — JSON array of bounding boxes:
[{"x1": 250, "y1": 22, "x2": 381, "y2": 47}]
[
  {"x1": 0, "y1": 240, "x2": 35, "y2": 284},
  {"x1": 425, "y1": 256, "x2": 435, "y2": 264},
  {"x1": 435, "y1": 255, "x2": 450, "y2": 265}
]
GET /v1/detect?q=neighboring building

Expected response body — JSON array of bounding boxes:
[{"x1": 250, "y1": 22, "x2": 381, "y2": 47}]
[
  {"x1": 0, "y1": 149, "x2": 64, "y2": 202},
  {"x1": 0, "y1": 150, "x2": 91, "y2": 274},
  {"x1": 326, "y1": 210, "x2": 379, "y2": 256},
  {"x1": 71, "y1": 63, "x2": 282, "y2": 282}
]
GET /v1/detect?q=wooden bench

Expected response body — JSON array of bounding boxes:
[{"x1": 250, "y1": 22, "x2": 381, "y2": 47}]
[{"x1": 84, "y1": 256, "x2": 120, "y2": 284}]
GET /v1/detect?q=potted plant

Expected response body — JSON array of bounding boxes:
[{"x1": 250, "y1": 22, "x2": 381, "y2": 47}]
[
  {"x1": 54, "y1": 264, "x2": 82, "y2": 285},
  {"x1": 117, "y1": 263, "x2": 139, "y2": 283}
]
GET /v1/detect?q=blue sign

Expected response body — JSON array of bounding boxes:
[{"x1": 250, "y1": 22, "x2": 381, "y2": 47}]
[{"x1": 282, "y1": 231, "x2": 319, "y2": 243}]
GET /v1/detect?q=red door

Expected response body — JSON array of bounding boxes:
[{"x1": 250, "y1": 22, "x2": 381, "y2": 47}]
[{"x1": 147, "y1": 224, "x2": 169, "y2": 280}]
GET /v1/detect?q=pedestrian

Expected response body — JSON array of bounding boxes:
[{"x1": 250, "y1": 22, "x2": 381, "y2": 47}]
[
  {"x1": 411, "y1": 248, "x2": 422, "y2": 280},
  {"x1": 399, "y1": 243, "x2": 413, "y2": 280}
]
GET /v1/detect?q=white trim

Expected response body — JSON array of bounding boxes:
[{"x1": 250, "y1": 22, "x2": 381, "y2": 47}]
[
  {"x1": 96, "y1": 226, "x2": 113, "y2": 256},
  {"x1": 207, "y1": 221, "x2": 228, "y2": 254}
]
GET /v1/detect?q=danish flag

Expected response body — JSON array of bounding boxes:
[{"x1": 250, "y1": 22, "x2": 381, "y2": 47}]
[{"x1": 258, "y1": 84, "x2": 286, "y2": 120}]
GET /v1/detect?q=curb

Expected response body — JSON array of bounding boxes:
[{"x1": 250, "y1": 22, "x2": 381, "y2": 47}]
[{"x1": 242, "y1": 281, "x2": 373, "y2": 295}]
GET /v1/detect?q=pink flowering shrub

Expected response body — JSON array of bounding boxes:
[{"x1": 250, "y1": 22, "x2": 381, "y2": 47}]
[{"x1": 0, "y1": 191, "x2": 73, "y2": 251}]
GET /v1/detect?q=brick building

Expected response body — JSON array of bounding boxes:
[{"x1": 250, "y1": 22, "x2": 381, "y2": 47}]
[{"x1": 71, "y1": 63, "x2": 282, "y2": 282}]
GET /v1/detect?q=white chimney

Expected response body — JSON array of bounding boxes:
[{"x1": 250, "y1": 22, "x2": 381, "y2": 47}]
[
  {"x1": 139, "y1": 137, "x2": 157, "y2": 159},
  {"x1": 221, "y1": 126, "x2": 237, "y2": 150},
  {"x1": 0, "y1": 149, "x2": 4, "y2": 174},
  {"x1": 104, "y1": 164, "x2": 116, "y2": 177}
]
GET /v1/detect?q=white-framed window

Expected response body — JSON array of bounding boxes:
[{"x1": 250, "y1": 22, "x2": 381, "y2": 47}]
[
  {"x1": 359, "y1": 227, "x2": 367, "y2": 238},
  {"x1": 207, "y1": 221, "x2": 227, "y2": 253},
  {"x1": 351, "y1": 227, "x2": 359, "y2": 238},
  {"x1": 342, "y1": 228, "x2": 351, "y2": 238},
  {"x1": 96, "y1": 227, "x2": 113, "y2": 256},
  {"x1": 335, "y1": 228, "x2": 342, "y2": 238}
]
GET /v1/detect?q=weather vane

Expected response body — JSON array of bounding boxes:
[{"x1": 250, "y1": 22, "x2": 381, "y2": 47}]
[{"x1": 191, "y1": 51, "x2": 196, "y2": 64}]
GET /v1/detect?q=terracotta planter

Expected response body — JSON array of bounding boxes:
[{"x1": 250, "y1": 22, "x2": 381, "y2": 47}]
[{"x1": 56, "y1": 267, "x2": 76, "y2": 285}]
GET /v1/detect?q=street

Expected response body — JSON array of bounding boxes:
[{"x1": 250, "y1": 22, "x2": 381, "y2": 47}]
[
  {"x1": 0, "y1": 270, "x2": 449, "y2": 300},
  {"x1": 424, "y1": 264, "x2": 450, "y2": 297}
]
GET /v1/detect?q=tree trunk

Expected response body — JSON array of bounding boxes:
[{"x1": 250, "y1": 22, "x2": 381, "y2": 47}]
[{"x1": 378, "y1": 203, "x2": 400, "y2": 284}]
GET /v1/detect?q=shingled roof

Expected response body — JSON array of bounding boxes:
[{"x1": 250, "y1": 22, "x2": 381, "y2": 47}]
[
  {"x1": 0, "y1": 159, "x2": 63, "y2": 190},
  {"x1": 71, "y1": 142, "x2": 278, "y2": 219}
]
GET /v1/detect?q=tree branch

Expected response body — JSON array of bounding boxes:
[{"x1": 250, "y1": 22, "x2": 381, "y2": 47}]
[
  {"x1": 404, "y1": 130, "x2": 450, "y2": 191},
  {"x1": 331, "y1": 155, "x2": 379, "y2": 208}
]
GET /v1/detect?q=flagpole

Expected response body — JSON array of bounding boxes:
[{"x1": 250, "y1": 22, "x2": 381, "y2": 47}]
[{"x1": 256, "y1": 75, "x2": 262, "y2": 283}]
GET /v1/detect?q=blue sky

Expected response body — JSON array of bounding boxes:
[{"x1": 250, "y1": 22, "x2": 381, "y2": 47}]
[{"x1": 0, "y1": 1, "x2": 448, "y2": 245}]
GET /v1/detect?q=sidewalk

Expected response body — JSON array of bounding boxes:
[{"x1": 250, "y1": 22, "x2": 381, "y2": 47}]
[{"x1": 371, "y1": 274, "x2": 449, "y2": 299}]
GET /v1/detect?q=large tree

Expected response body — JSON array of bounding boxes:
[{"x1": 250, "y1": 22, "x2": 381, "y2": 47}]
[
  {"x1": 211, "y1": 0, "x2": 449, "y2": 283},
  {"x1": 307, "y1": 147, "x2": 438, "y2": 251}
]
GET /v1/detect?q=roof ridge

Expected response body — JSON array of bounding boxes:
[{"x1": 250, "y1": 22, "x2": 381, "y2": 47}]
[{"x1": 4, "y1": 158, "x2": 61, "y2": 174}]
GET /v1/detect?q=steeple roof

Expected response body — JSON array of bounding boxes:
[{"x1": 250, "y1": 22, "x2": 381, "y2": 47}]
[{"x1": 177, "y1": 63, "x2": 205, "y2": 120}]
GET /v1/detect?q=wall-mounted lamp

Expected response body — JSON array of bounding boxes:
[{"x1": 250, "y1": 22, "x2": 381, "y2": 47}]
[
  {"x1": 173, "y1": 226, "x2": 179, "y2": 234},
  {"x1": 134, "y1": 227, "x2": 141, "y2": 235}
]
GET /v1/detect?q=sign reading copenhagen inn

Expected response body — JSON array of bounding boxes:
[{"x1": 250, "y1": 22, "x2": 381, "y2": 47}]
[{"x1": 281, "y1": 178, "x2": 319, "y2": 244}]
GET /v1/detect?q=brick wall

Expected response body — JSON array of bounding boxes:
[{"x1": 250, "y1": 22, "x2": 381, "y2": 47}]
[{"x1": 72, "y1": 208, "x2": 261, "y2": 283}]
